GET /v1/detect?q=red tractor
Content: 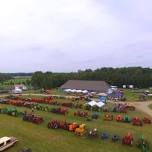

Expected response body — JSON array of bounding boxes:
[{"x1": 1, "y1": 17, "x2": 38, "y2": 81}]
[
  {"x1": 9, "y1": 100, "x2": 25, "y2": 106},
  {"x1": 32, "y1": 116, "x2": 44, "y2": 124},
  {"x1": 143, "y1": 117, "x2": 151, "y2": 124},
  {"x1": 50, "y1": 107, "x2": 68, "y2": 115},
  {"x1": 104, "y1": 114, "x2": 113, "y2": 121},
  {"x1": 74, "y1": 111, "x2": 88, "y2": 118},
  {"x1": 48, "y1": 120, "x2": 60, "y2": 129},
  {"x1": 132, "y1": 117, "x2": 143, "y2": 126},
  {"x1": 116, "y1": 115, "x2": 123, "y2": 122},
  {"x1": 122, "y1": 132, "x2": 133, "y2": 146},
  {"x1": 59, "y1": 121, "x2": 70, "y2": 130},
  {"x1": 23, "y1": 113, "x2": 44, "y2": 124}
]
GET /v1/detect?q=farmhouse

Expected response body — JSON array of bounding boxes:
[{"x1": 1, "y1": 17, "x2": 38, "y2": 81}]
[
  {"x1": 60, "y1": 80, "x2": 110, "y2": 93},
  {"x1": 14, "y1": 84, "x2": 27, "y2": 90}
]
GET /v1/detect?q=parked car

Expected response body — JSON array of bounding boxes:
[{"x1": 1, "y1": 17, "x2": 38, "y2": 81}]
[{"x1": 0, "y1": 136, "x2": 18, "y2": 151}]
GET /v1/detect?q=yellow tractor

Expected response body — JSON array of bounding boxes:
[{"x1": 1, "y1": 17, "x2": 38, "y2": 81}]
[{"x1": 75, "y1": 124, "x2": 87, "y2": 136}]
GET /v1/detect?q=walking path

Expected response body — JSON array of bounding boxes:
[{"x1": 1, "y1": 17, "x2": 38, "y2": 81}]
[{"x1": 128, "y1": 101, "x2": 152, "y2": 117}]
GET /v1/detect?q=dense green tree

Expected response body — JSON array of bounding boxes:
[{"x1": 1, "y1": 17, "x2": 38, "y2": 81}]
[
  {"x1": 31, "y1": 67, "x2": 152, "y2": 89},
  {"x1": 0, "y1": 73, "x2": 12, "y2": 83}
]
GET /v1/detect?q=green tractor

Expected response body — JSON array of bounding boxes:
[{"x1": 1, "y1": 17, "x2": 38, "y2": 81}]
[
  {"x1": 123, "y1": 114, "x2": 131, "y2": 123},
  {"x1": 137, "y1": 135, "x2": 150, "y2": 152},
  {"x1": 34, "y1": 104, "x2": 49, "y2": 112},
  {"x1": 0, "y1": 108, "x2": 21, "y2": 117},
  {"x1": 41, "y1": 106, "x2": 49, "y2": 112}
]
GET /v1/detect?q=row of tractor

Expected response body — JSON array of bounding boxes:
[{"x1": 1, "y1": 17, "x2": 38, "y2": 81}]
[
  {"x1": 50, "y1": 107, "x2": 68, "y2": 115},
  {"x1": 9, "y1": 100, "x2": 50, "y2": 111},
  {"x1": 2, "y1": 99, "x2": 68, "y2": 115},
  {"x1": 74, "y1": 110, "x2": 88, "y2": 118},
  {"x1": 4, "y1": 96, "x2": 136, "y2": 113},
  {"x1": 6, "y1": 94, "x2": 89, "y2": 103},
  {"x1": 0, "y1": 105, "x2": 151, "y2": 128},
  {"x1": 23, "y1": 113, "x2": 44, "y2": 124},
  {"x1": 6, "y1": 95, "x2": 52, "y2": 104},
  {"x1": 0, "y1": 107, "x2": 44, "y2": 125},
  {"x1": 47, "y1": 119, "x2": 150, "y2": 152},
  {"x1": 102, "y1": 103, "x2": 135, "y2": 113},
  {"x1": 104, "y1": 114, "x2": 151, "y2": 126},
  {"x1": 1, "y1": 98, "x2": 151, "y2": 127},
  {"x1": 2, "y1": 98, "x2": 136, "y2": 116}
]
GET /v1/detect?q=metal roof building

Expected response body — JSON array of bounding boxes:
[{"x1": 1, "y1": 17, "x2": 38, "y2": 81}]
[{"x1": 60, "y1": 80, "x2": 110, "y2": 93}]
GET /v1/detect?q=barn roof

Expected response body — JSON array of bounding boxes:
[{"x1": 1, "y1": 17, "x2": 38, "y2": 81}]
[{"x1": 60, "y1": 80, "x2": 110, "y2": 93}]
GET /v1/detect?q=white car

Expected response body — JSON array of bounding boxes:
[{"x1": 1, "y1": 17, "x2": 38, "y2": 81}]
[{"x1": 0, "y1": 137, "x2": 18, "y2": 151}]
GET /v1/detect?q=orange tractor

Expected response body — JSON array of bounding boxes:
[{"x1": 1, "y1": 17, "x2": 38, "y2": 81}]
[
  {"x1": 116, "y1": 115, "x2": 123, "y2": 122},
  {"x1": 104, "y1": 114, "x2": 113, "y2": 121},
  {"x1": 69, "y1": 123, "x2": 79, "y2": 132}
]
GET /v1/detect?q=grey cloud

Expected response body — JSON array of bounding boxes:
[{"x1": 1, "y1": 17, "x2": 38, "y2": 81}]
[{"x1": 0, "y1": 0, "x2": 151, "y2": 72}]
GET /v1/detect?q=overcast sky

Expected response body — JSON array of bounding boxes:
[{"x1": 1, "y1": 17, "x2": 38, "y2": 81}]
[{"x1": 0, "y1": 0, "x2": 152, "y2": 72}]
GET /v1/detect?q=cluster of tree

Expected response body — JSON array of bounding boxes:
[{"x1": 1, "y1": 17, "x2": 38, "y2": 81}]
[
  {"x1": 31, "y1": 67, "x2": 152, "y2": 89},
  {"x1": 0, "y1": 73, "x2": 12, "y2": 83},
  {"x1": 31, "y1": 72, "x2": 75, "y2": 89}
]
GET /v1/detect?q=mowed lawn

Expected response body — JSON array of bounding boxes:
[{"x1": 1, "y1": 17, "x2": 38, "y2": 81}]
[
  {"x1": 0, "y1": 103, "x2": 152, "y2": 152},
  {"x1": 149, "y1": 104, "x2": 152, "y2": 110}
]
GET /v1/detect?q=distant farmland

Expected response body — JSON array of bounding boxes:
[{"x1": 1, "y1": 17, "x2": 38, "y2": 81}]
[
  {"x1": 0, "y1": 76, "x2": 31, "y2": 90},
  {"x1": 6, "y1": 76, "x2": 31, "y2": 84}
]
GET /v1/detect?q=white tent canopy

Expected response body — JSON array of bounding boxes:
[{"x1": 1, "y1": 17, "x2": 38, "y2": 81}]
[
  {"x1": 87, "y1": 100, "x2": 97, "y2": 106},
  {"x1": 72, "y1": 89, "x2": 77, "y2": 92},
  {"x1": 86, "y1": 100, "x2": 105, "y2": 108},
  {"x1": 96, "y1": 102, "x2": 105, "y2": 107},
  {"x1": 64, "y1": 89, "x2": 71, "y2": 92},
  {"x1": 64, "y1": 89, "x2": 89, "y2": 94},
  {"x1": 97, "y1": 93, "x2": 107, "y2": 96},
  {"x1": 82, "y1": 90, "x2": 88, "y2": 94},
  {"x1": 76, "y1": 90, "x2": 83, "y2": 93}
]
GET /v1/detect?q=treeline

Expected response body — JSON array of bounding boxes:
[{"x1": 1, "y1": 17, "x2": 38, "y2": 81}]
[
  {"x1": 6, "y1": 73, "x2": 33, "y2": 77},
  {"x1": 0, "y1": 73, "x2": 12, "y2": 83},
  {"x1": 31, "y1": 67, "x2": 152, "y2": 89}
]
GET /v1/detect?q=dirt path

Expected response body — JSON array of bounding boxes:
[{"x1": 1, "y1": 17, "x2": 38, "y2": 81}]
[{"x1": 129, "y1": 101, "x2": 152, "y2": 117}]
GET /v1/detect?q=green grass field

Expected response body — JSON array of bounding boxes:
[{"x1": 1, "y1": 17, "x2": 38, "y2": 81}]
[
  {"x1": 0, "y1": 102, "x2": 152, "y2": 152},
  {"x1": 123, "y1": 89, "x2": 139, "y2": 101},
  {"x1": 0, "y1": 76, "x2": 31, "y2": 90},
  {"x1": 4, "y1": 76, "x2": 31, "y2": 84},
  {"x1": 148, "y1": 104, "x2": 152, "y2": 110},
  {"x1": 122, "y1": 89, "x2": 152, "y2": 101}
]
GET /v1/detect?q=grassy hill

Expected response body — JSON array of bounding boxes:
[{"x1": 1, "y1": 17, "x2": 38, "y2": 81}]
[{"x1": 0, "y1": 102, "x2": 151, "y2": 152}]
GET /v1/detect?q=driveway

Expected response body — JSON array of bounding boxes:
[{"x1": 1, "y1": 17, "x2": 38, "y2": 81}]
[{"x1": 129, "y1": 101, "x2": 152, "y2": 117}]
